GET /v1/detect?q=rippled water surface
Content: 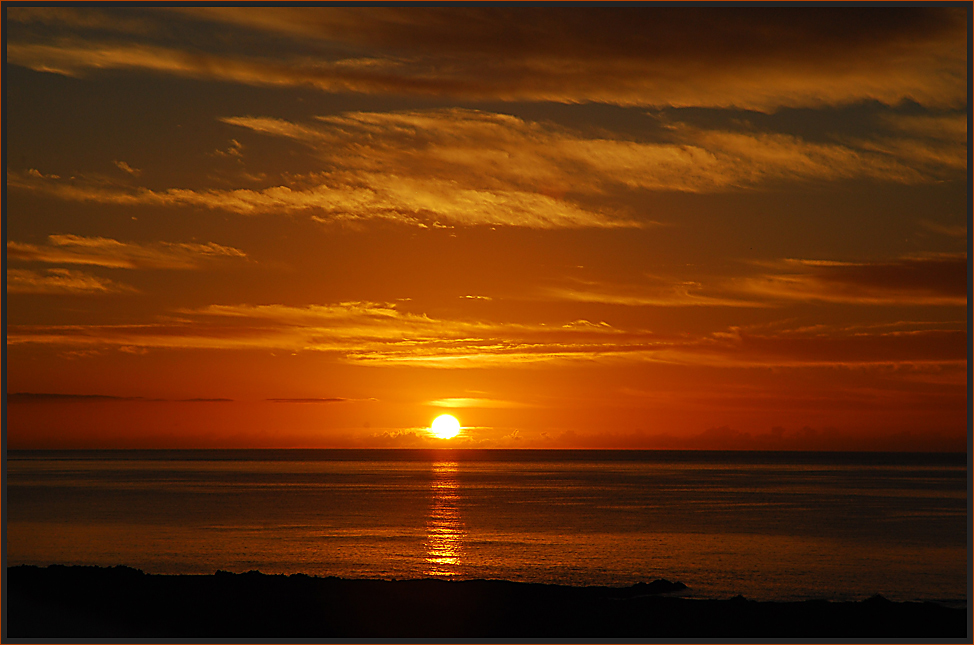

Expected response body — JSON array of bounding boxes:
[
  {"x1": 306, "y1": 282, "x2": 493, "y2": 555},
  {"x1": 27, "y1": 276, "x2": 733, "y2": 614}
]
[{"x1": 5, "y1": 449, "x2": 967, "y2": 603}]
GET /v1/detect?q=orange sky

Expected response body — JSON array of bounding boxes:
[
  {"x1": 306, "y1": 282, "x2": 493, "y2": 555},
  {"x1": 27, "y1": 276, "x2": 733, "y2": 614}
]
[{"x1": 4, "y1": 7, "x2": 969, "y2": 450}]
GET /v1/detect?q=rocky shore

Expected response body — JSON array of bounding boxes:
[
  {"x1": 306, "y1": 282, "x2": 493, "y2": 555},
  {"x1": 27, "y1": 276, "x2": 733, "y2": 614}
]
[{"x1": 6, "y1": 565, "x2": 966, "y2": 638}]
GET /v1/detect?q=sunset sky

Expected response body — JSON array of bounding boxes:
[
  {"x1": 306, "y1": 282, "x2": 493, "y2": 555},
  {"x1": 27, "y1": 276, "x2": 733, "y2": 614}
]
[{"x1": 4, "y1": 7, "x2": 969, "y2": 450}]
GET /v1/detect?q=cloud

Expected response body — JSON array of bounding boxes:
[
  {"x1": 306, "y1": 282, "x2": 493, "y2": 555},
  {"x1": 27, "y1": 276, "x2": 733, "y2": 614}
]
[
  {"x1": 7, "y1": 167, "x2": 636, "y2": 229},
  {"x1": 6, "y1": 7, "x2": 154, "y2": 34},
  {"x1": 267, "y1": 398, "x2": 346, "y2": 403},
  {"x1": 4, "y1": 300, "x2": 652, "y2": 364},
  {"x1": 6, "y1": 393, "x2": 233, "y2": 403},
  {"x1": 230, "y1": 109, "x2": 963, "y2": 192},
  {"x1": 427, "y1": 397, "x2": 532, "y2": 409},
  {"x1": 178, "y1": 398, "x2": 233, "y2": 402},
  {"x1": 212, "y1": 139, "x2": 244, "y2": 159},
  {"x1": 551, "y1": 255, "x2": 968, "y2": 310},
  {"x1": 677, "y1": 327, "x2": 966, "y2": 370},
  {"x1": 6, "y1": 392, "x2": 145, "y2": 402},
  {"x1": 9, "y1": 8, "x2": 966, "y2": 110},
  {"x1": 9, "y1": 107, "x2": 963, "y2": 231},
  {"x1": 6, "y1": 268, "x2": 137, "y2": 295},
  {"x1": 545, "y1": 276, "x2": 765, "y2": 308},
  {"x1": 674, "y1": 123, "x2": 962, "y2": 186},
  {"x1": 882, "y1": 113, "x2": 968, "y2": 145},
  {"x1": 6, "y1": 300, "x2": 964, "y2": 372},
  {"x1": 7, "y1": 234, "x2": 247, "y2": 269},
  {"x1": 114, "y1": 160, "x2": 141, "y2": 176},
  {"x1": 5, "y1": 40, "x2": 280, "y2": 83},
  {"x1": 850, "y1": 113, "x2": 968, "y2": 176},
  {"x1": 919, "y1": 220, "x2": 966, "y2": 238},
  {"x1": 365, "y1": 429, "x2": 431, "y2": 448},
  {"x1": 739, "y1": 255, "x2": 967, "y2": 306}
]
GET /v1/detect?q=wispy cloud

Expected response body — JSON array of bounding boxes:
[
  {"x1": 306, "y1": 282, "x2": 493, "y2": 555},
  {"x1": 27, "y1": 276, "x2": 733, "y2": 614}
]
[
  {"x1": 8, "y1": 8, "x2": 966, "y2": 110},
  {"x1": 545, "y1": 276, "x2": 764, "y2": 308},
  {"x1": 8, "y1": 107, "x2": 964, "y2": 230},
  {"x1": 6, "y1": 301, "x2": 964, "y2": 371},
  {"x1": 919, "y1": 220, "x2": 966, "y2": 238},
  {"x1": 6, "y1": 40, "x2": 297, "y2": 84},
  {"x1": 230, "y1": 109, "x2": 963, "y2": 192},
  {"x1": 267, "y1": 397, "x2": 346, "y2": 403},
  {"x1": 6, "y1": 268, "x2": 137, "y2": 295},
  {"x1": 7, "y1": 392, "x2": 146, "y2": 402},
  {"x1": 4, "y1": 300, "x2": 647, "y2": 364},
  {"x1": 113, "y1": 160, "x2": 141, "y2": 176},
  {"x1": 6, "y1": 168, "x2": 636, "y2": 229},
  {"x1": 555, "y1": 255, "x2": 968, "y2": 309},
  {"x1": 7, "y1": 7, "x2": 154, "y2": 35},
  {"x1": 427, "y1": 397, "x2": 532, "y2": 409},
  {"x1": 7, "y1": 234, "x2": 246, "y2": 269},
  {"x1": 738, "y1": 255, "x2": 967, "y2": 306},
  {"x1": 6, "y1": 392, "x2": 233, "y2": 403},
  {"x1": 850, "y1": 113, "x2": 968, "y2": 177}
]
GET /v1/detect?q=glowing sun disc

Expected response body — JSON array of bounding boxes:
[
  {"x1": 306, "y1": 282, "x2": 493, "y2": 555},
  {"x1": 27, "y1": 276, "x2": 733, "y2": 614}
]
[{"x1": 431, "y1": 414, "x2": 461, "y2": 439}]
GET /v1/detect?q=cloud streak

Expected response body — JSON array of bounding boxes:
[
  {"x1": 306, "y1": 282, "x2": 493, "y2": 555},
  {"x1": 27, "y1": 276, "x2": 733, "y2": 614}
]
[
  {"x1": 739, "y1": 255, "x2": 967, "y2": 306},
  {"x1": 231, "y1": 109, "x2": 963, "y2": 191},
  {"x1": 113, "y1": 160, "x2": 141, "y2": 176},
  {"x1": 427, "y1": 397, "x2": 532, "y2": 409},
  {"x1": 6, "y1": 170, "x2": 636, "y2": 230},
  {"x1": 267, "y1": 398, "x2": 346, "y2": 403},
  {"x1": 8, "y1": 7, "x2": 967, "y2": 110},
  {"x1": 545, "y1": 278, "x2": 764, "y2": 308},
  {"x1": 7, "y1": 234, "x2": 246, "y2": 270},
  {"x1": 6, "y1": 268, "x2": 137, "y2": 295},
  {"x1": 6, "y1": 393, "x2": 234, "y2": 403},
  {"x1": 8, "y1": 107, "x2": 964, "y2": 230},
  {"x1": 6, "y1": 301, "x2": 963, "y2": 371},
  {"x1": 545, "y1": 252, "x2": 968, "y2": 309}
]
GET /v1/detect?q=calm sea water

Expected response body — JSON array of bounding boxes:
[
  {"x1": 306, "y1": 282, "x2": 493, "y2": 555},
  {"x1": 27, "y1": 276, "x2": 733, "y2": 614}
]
[{"x1": 4, "y1": 450, "x2": 968, "y2": 604}]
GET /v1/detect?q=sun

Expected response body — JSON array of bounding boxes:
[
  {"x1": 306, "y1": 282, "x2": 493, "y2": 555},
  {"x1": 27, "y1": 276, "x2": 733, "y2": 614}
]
[{"x1": 430, "y1": 414, "x2": 461, "y2": 439}]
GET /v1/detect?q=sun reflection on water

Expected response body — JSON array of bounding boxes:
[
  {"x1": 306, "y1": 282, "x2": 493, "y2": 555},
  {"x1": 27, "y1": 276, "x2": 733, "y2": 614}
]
[{"x1": 424, "y1": 461, "x2": 464, "y2": 577}]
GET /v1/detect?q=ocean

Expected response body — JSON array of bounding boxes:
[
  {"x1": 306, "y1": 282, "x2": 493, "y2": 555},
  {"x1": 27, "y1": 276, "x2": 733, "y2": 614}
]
[{"x1": 4, "y1": 449, "x2": 968, "y2": 605}]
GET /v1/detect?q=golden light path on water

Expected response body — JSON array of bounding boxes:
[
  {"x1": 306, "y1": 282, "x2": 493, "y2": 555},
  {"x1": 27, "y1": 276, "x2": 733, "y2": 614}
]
[{"x1": 424, "y1": 462, "x2": 464, "y2": 577}]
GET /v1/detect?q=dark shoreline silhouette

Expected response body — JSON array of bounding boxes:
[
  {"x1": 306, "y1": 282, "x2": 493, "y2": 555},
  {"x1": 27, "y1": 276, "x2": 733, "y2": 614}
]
[{"x1": 6, "y1": 564, "x2": 966, "y2": 638}]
